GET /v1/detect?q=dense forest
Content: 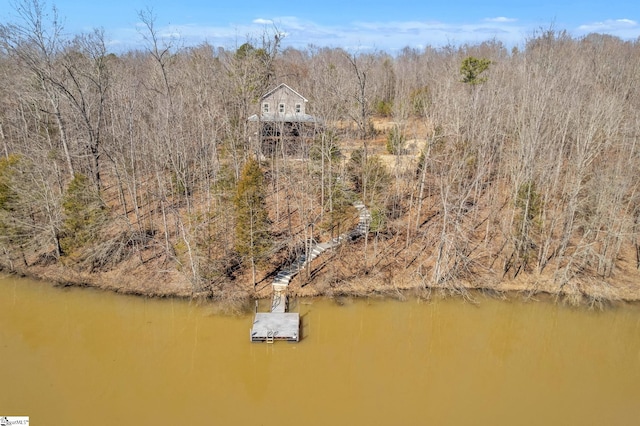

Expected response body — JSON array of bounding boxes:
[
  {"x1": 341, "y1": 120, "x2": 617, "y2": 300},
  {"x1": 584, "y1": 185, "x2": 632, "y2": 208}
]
[{"x1": 1, "y1": 1, "x2": 639, "y2": 305}]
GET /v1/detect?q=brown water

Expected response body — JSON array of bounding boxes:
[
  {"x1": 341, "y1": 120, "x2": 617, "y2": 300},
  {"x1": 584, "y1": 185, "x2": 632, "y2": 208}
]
[{"x1": 1, "y1": 275, "x2": 639, "y2": 425}]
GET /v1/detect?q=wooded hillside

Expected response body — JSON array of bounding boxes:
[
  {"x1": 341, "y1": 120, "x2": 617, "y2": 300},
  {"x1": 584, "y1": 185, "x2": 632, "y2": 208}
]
[{"x1": 1, "y1": 1, "x2": 639, "y2": 304}]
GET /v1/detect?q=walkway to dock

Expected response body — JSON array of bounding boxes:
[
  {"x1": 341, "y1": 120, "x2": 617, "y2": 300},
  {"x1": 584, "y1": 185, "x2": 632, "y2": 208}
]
[{"x1": 250, "y1": 201, "x2": 371, "y2": 342}]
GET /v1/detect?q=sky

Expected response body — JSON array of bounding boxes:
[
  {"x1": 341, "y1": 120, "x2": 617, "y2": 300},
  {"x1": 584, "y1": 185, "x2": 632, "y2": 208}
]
[{"x1": 1, "y1": 0, "x2": 639, "y2": 52}]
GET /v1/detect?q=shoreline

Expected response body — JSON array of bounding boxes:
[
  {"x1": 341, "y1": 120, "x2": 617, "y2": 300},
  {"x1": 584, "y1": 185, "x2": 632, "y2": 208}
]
[{"x1": 4, "y1": 262, "x2": 639, "y2": 310}]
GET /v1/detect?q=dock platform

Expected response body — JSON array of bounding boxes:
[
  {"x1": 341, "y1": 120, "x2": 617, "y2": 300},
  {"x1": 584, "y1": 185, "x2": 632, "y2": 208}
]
[{"x1": 250, "y1": 312, "x2": 300, "y2": 342}]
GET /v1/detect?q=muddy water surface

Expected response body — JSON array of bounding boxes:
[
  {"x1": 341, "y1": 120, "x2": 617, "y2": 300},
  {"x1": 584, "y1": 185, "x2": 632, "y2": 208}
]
[{"x1": 1, "y1": 275, "x2": 639, "y2": 425}]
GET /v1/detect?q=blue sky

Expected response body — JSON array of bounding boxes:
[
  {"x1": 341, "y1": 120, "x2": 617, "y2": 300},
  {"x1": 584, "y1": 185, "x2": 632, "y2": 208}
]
[{"x1": 1, "y1": 0, "x2": 639, "y2": 52}]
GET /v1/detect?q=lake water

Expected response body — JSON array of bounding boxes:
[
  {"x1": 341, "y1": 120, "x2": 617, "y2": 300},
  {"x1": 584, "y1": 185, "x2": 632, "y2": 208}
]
[{"x1": 1, "y1": 275, "x2": 639, "y2": 425}]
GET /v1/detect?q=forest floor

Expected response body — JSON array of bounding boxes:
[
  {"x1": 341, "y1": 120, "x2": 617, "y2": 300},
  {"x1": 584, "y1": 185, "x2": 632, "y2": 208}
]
[
  {"x1": 15, "y1": 237, "x2": 640, "y2": 309},
  {"x1": 5, "y1": 116, "x2": 640, "y2": 308}
]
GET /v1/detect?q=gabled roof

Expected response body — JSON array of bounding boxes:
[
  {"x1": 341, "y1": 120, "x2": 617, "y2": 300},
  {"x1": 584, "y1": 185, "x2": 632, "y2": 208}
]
[{"x1": 261, "y1": 83, "x2": 308, "y2": 103}]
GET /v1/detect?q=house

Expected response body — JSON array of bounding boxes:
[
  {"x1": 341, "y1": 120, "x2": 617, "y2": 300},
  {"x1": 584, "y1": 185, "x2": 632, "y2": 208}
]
[{"x1": 248, "y1": 83, "x2": 321, "y2": 155}]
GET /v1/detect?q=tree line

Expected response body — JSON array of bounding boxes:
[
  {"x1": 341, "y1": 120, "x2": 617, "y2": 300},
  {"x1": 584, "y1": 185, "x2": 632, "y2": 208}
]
[{"x1": 1, "y1": 0, "x2": 639, "y2": 300}]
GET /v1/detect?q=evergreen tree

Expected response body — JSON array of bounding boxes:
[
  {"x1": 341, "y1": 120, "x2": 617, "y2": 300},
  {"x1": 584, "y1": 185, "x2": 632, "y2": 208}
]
[
  {"x1": 385, "y1": 125, "x2": 405, "y2": 155},
  {"x1": 0, "y1": 155, "x2": 26, "y2": 266},
  {"x1": 0, "y1": 156, "x2": 19, "y2": 212},
  {"x1": 234, "y1": 158, "x2": 271, "y2": 287},
  {"x1": 347, "y1": 149, "x2": 391, "y2": 206},
  {"x1": 460, "y1": 56, "x2": 492, "y2": 85},
  {"x1": 60, "y1": 173, "x2": 106, "y2": 259}
]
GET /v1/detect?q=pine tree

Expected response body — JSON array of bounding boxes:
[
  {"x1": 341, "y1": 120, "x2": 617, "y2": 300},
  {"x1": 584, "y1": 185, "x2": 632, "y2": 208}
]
[
  {"x1": 234, "y1": 158, "x2": 271, "y2": 287},
  {"x1": 460, "y1": 56, "x2": 492, "y2": 85},
  {"x1": 0, "y1": 155, "x2": 27, "y2": 266},
  {"x1": 60, "y1": 173, "x2": 106, "y2": 259}
]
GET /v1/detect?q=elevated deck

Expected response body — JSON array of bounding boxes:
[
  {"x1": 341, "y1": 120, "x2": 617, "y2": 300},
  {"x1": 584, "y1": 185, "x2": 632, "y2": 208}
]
[{"x1": 250, "y1": 313, "x2": 300, "y2": 342}]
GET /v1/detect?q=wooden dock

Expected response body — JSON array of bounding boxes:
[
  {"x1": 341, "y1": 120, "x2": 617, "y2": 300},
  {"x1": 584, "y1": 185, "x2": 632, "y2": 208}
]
[
  {"x1": 250, "y1": 289, "x2": 299, "y2": 342},
  {"x1": 250, "y1": 201, "x2": 370, "y2": 343},
  {"x1": 250, "y1": 312, "x2": 300, "y2": 342}
]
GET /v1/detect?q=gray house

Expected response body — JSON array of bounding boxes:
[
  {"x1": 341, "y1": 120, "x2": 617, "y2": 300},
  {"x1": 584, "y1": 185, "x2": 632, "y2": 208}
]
[{"x1": 248, "y1": 83, "x2": 320, "y2": 155}]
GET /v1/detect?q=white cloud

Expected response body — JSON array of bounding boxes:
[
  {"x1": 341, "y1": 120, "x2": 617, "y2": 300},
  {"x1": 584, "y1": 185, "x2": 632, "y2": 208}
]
[
  {"x1": 485, "y1": 17, "x2": 517, "y2": 23},
  {"x1": 578, "y1": 18, "x2": 638, "y2": 31},
  {"x1": 106, "y1": 14, "x2": 639, "y2": 53},
  {"x1": 337, "y1": 19, "x2": 524, "y2": 50},
  {"x1": 576, "y1": 18, "x2": 640, "y2": 39},
  {"x1": 106, "y1": 14, "x2": 527, "y2": 52},
  {"x1": 268, "y1": 16, "x2": 308, "y2": 31}
]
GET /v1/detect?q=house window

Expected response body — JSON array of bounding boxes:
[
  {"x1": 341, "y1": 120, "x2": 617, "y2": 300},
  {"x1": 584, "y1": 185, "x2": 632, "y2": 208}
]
[
  {"x1": 295, "y1": 103, "x2": 302, "y2": 113},
  {"x1": 262, "y1": 103, "x2": 269, "y2": 113},
  {"x1": 278, "y1": 103, "x2": 285, "y2": 113}
]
